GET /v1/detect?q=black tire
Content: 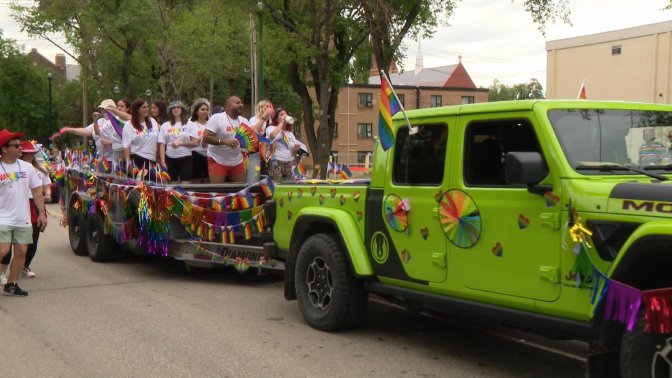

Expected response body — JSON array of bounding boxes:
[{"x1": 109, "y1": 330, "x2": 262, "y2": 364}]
[
  {"x1": 295, "y1": 233, "x2": 367, "y2": 331},
  {"x1": 85, "y1": 212, "x2": 116, "y2": 262},
  {"x1": 620, "y1": 311, "x2": 672, "y2": 377},
  {"x1": 68, "y1": 198, "x2": 87, "y2": 256}
]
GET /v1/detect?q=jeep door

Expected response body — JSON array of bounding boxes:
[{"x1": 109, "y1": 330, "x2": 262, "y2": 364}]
[
  {"x1": 366, "y1": 122, "x2": 449, "y2": 284},
  {"x1": 450, "y1": 115, "x2": 561, "y2": 302}
]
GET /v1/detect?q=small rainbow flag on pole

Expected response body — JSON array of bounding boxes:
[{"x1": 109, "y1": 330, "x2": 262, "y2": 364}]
[
  {"x1": 339, "y1": 165, "x2": 352, "y2": 179},
  {"x1": 378, "y1": 71, "x2": 403, "y2": 151}
]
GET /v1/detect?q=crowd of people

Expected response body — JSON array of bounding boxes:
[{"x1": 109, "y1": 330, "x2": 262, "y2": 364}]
[
  {"x1": 0, "y1": 95, "x2": 306, "y2": 298},
  {"x1": 60, "y1": 95, "x2": 304, "y2": 184}
]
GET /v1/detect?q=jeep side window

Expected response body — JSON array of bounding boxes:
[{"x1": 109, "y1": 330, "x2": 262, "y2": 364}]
[
  {"x1": 392, "y1": 124, "x2": 448, "y2": 186},
  {"x1": 464, "y1": 119, "x2": 542, "y2": 186}
]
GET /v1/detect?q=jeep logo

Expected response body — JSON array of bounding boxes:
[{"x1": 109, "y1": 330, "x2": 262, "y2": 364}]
[{"x1": 622, "y1": 200, "x2": 672, "y2": 214}]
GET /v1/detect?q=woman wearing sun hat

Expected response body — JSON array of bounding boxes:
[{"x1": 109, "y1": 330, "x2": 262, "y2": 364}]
[
  {"x1": 0, "y1": 141, "x2": 51, "y2": 281},
  {"x1": 158, "y1": 100, "x2": 198, "y2": 183},
  {"x1": 0, "y1": 131, "x2": 46, "y2": 296}
]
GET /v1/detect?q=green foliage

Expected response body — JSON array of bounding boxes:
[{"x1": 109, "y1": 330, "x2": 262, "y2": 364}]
[
  {"x1": 0, "y1": 33, "x2": 52, "y2": 138},
  {"x1": 488, "y1": 78, "x2": 545, "y2": 101}
]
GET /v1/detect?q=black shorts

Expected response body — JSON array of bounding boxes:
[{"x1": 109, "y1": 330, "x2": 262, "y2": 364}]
[
  {"x1": 192, "y1": 151, "x2": 209, "y2": 182},
  {"x1": 166, "y1": 155, "x2": 193, "y2": 181}
]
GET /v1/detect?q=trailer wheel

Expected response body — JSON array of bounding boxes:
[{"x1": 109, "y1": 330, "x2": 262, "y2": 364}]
[
  {"x1": 68, "y1": 198, "x2": 87, "y2": 256},
  {"x1": 85, "y1": 212, "x2": 116, "y2": 262},
  {"x1": 295, "y1": 233, "x2": 367, "y2": 331},
  {"x1": 620, "y1": 311, "x2": 672, "y2": 378}
]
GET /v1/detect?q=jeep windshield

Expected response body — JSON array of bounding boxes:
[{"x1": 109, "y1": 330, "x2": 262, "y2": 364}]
[{"x1": 548, "y1": 109, "x2": 672, "y2": 176}]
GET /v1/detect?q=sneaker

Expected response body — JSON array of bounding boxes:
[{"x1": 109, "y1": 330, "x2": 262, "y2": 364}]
[
  {"x1": 3, "y1": 283, "x2": 28, "y2": 297},
  {"x1": 21, "y1": 268, "x2": 36, "y2": 278},
  {"x1": 0, "y1": 273, "x2": 6, "y2": 285}
]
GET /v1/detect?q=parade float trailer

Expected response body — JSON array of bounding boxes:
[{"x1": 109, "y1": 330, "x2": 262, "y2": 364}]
[
  {"x1": 275, "y1": 100, "x2": 672, "y2": 377},
  {"x1": 62, "y1": 166, "x2": 281, "y2": 273}
]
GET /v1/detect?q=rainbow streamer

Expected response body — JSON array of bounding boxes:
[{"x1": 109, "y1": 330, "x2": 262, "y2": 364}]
[
  {"x1": 234, "y1": 124, "x2": 259, "y2": 152},
  {"x1": 378, "y1": 73, "x2": 401, "y2": 151}
]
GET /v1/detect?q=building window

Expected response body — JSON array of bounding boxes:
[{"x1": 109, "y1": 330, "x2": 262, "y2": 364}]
[
  {"x1": 357, "y1": 151, "x2": 372, "y2": 164},
  {"x1": 612, "y1": 45, "x2": 622, "y2": 55},
  {"x1": 397, "y1": 94, "x2": 405, "y2": 108},
  {"x1": 431, "y1": 95, "x2": 442, "y2": 107},
  {"x1": 358, "y1": 93, "x2": 373, "y2": 108},
  {"x1": 357, "y1": 123, "x2": 372, "y2": 138},
  {"x1": 333, "y1": 122, "x2": 338, "y2": 138},
  {"x1": 461, "y1": 96, "x2": 475, "y2": 104},
  {"x1": 330, "y1": 151, "x2": 339, "y2": 164}
]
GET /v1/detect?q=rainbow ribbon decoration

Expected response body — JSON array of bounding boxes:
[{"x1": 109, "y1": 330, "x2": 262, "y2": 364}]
[{"x1": 378, "y1": 71, "x2": 401, "y2": 151}]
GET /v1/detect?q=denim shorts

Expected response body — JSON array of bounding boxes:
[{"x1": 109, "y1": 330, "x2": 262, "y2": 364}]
[{"x1": 0, "y1": 225, "x2": 33, "y2": 245}]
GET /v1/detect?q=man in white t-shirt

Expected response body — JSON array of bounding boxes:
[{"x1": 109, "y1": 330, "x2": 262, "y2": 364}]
[
  {"x1": 0, "y1": 130, "x2": 47, "y2": 297},
  {"x1": 202, "y1": 96, "x2": 248, "y2": 183}
]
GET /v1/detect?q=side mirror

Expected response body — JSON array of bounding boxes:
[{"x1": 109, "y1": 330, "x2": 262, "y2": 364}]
[{"x1": 505, "y1": 152, "x2": 550, "y2": 195}]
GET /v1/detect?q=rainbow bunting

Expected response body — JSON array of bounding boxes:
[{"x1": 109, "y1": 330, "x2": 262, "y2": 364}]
[
  {"x1": 105, "y1": 109, "x2": 124, "y2": 137},
  {"x1": 378, "y1": 72, "x2": 402, "y2": 151},
  {"x1": 255, "y1": 215, "x2": 265, "y2": 233},
  {"x1": 228, "y1": 228, "x2": 236, "y2": 244},
  {"x1": 207, "y1": 225, "x2": 215, "y2": 241},
  {"x1": 260, "y1": 178, "x2": 274, "y2": 198},
  {"x1": 243, "y1": 222, "x2": 252, "y2": 240}
]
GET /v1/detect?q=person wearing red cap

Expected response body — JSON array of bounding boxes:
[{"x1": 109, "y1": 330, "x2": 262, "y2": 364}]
[
  {"x1": 0, "y1": 141, "x2": 51, "y2": 281},
  {"x1": 0, "y1": 130, "x2": 47, "y2": 296}
]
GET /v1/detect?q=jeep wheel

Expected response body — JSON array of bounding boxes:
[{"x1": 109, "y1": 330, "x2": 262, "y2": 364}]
[
  {"x1": 85, "y1": 212, "x2": 116, "y2": 262},
  {"x1": 295, "y1": 233, "x2": 367, "y2": 331},
  {"x1": 620, "y1": 311, "x2": 672, "y2": 377},
  {"x1": 68, "y1": 199, "x2": 87, "y2": 256}
]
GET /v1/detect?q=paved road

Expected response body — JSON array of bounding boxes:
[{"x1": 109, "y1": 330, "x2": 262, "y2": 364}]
[{"x1": 0, "y1": 204, "x2": 587, "y2": 377}]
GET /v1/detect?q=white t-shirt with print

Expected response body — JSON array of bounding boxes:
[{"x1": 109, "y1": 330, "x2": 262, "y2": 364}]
[
  {"x1": 189, "y1": 120, "x2": 208, "y2": 156},
  {"x1": 266, "y1": 126, "x2": 297, "y2": 162},
  {"x1": 122, "y1": 118, "x2": 159, "y2": 162},
  {"x1": 100, "y1": 118, "x2": 124, "y2": 152},
  {"x1": 26, "y1": 169, "x2": 51, "y2": 199},
  {"x1": 86, "y1": 119, "x2": 104, "y2": 153},
  {"x1": 158, "y1": 121, "x2": 194, "y2": 159},
  {"x1": 205, "y1": 113, "x2": 248, "y2": 166},
  {"x1": 0, "y1": 160, "x2": 42, "y2": 227}
]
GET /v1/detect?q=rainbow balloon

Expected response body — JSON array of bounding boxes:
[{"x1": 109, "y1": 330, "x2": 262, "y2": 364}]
[{"x1": 234, "y1": 124, "x2": 259, "y2": 152}]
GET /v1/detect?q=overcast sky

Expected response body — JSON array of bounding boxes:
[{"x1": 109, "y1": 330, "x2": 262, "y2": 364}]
[{"x1": 2, "y1": 0, "x2": 672, "y2": 90}]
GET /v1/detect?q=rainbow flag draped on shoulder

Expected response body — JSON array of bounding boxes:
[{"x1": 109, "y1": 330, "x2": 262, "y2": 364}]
[{"x1": 378, "y1": 71, "x2": 403, "y2": 151}]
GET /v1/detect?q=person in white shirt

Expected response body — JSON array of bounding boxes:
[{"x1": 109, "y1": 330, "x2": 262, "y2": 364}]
[
  {"x1": 0, "y1": 141, "x2": 51, "y2": 281},
  {"x1": 158, "y1": 100, "x2": 198, "y2": 183},
  {"x1": 202, "y1": 96, "x2": 248, "y2": 183},
  {"x1": 188, "y1": 99, "x2": 210, "y2": 183},
  {"x1": 0, "y1": 130, "x2": 47, "y2": 297},
  {"x1": 266, "y1": 107, "x2": 300, "y2": 181},
  {"x1": 122, "y1": 98, "x2": 160, "y2": 172},
  {"x1": 60, "y1": 112, "x2": 105, "y2": 158},
  {"x1": 96, "y1": 99, "x2": 129, "y2": 164},
  {"x1": 247, "y1": 99, "x2": 275, "y2": 184}
]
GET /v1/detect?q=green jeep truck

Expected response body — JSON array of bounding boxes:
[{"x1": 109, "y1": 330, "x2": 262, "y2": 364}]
[{"x1": 274, "y1": 100, "x2": 672, "y2": 377}]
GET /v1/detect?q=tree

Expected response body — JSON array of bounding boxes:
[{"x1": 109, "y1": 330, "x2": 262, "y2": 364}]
[
  {"x1": 0, "y1": 33, "x2": 52, "y2": 138},
  {"x1": 488, "y1": 78, "x2": 545, "y2": 101},
  {"x1": 265, "y1": 0, "x2": 369, "y2": 178}
]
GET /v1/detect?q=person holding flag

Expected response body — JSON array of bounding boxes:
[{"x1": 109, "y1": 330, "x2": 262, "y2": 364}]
[
  {"x1": 96, "y1": 99, "x2": 126, "y2": 163},
  {"x1": 266, "y1": 107, "x2": 300, "y2": 181}
]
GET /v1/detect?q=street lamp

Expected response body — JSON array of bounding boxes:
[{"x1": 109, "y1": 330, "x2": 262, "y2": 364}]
[
  {"x1": 47, "y1": 72, "x2": 53, "y2": 132},
  {"x1": 257, "y1": 1, "x2": 264, "y2": 101}
]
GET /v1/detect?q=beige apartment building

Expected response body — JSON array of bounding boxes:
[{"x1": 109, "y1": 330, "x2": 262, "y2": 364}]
[
  {"x1": 546, "y1": 21, "x2": 672, "y2": 102},
  {"x1": 294, "y1": 60, "x2": 488, "y2": 167}
]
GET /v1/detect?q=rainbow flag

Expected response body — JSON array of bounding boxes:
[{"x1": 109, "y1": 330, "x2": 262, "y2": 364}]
[
  {"x1": 236, "y1": 193, "x2": 253, "y2": 209},
  {"x1": 339, "y1": 165, "x2": 352, "y2": 179},
  {"x1": 293, "y1": 163, "x2": 306, "y2": 179},
  {"x1": 100, "y1": 157, "x2": 111, "y2": 172},
  {"x1": 260, "y1": 177, "x2": 274, "y2": 198},
  {"x1": 243, "y1": 222, "x2": 252, "y2": 240},
  {"x1": 64, "y1": 152, "x2": 73, "y2": 167},
  {"x1": 105, "y1": 109, "x2": 124, "y2": 137},
  {"x1": 255, "y1": 214, "x2": 265, "y2": 233},
  {"x1": 378, "y1": 72, "x2": 401, "y2": 151}
]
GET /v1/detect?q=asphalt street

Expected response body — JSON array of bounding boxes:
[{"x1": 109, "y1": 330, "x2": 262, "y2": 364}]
[{"x1": 0, "y1": 204, "x2": 587, "y2": 377}]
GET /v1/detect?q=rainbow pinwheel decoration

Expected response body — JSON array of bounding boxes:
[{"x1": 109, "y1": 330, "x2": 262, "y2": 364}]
[
  {"x1": 383, "y1": 194, "x2": 410, "y2": 232},
  {"x1": 438, "y1": 190, "x2": 481, "y2": 248},
  {"x1": 234, "y1": 124, "x2": 259, "y2": 152}
]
